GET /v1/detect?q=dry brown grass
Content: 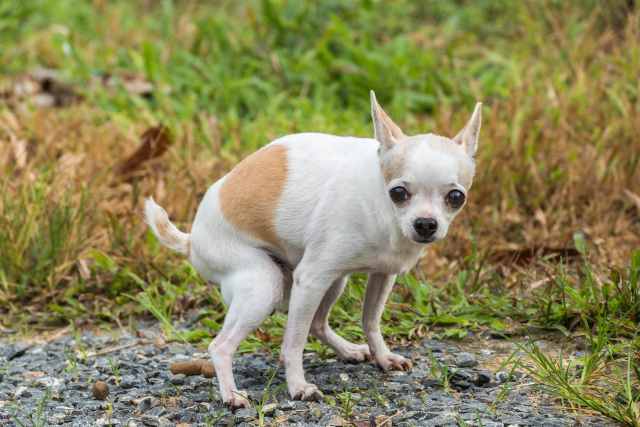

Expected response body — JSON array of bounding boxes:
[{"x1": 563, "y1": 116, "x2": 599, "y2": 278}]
[{"x1": 0, "y1": 0, "x2": 638, "y2": 328}]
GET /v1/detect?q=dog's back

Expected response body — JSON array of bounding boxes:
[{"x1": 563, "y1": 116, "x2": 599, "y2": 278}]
[{"x1": 188, "y1": 134, "x2": 384, "y2": 267}]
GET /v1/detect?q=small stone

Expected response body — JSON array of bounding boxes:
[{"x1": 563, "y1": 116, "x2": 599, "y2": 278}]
[
  {"x1": 170, "y1": 373, "x2": 186, "y2": 385},
  {"x1": 92, "y1": 381, "x2": 109, "y2": 400},
  {"x1": 261, "y1": 403, "x2": 277, "y2": 415},
  {"x1": 474, "y1": 371, "x2": 492, "y2": 386},
  {"x1": 496, "y1": 371, "x2": 510, "y2": 383},
  {"x1": 235, "y1": 408, "x2": 257, "y2": 421},
  {"x1": 422, "y1": 378, "x2": 442, "y2": 388},
  {"x1": 137, "y1": 396, "x2": 157, "y2": 412},
  {"x1": 502, "y1": 415, "x2": 527, "y2": 424},
  {"x1": 339, "y1": 373, "x2": 349, "y2": 382},
  {"x1": 120, "y1": 375, "x2": 137, "y2": 389},
  {"x1": 96, "y1": 417, "x2": 121, "y2": 426},
  {"x1": 54, "y1": 405, "x2": 74, "y2": 414},
  {"x1": 14, "y1": 386, "x2": 32, "y2": 398},
  {"x1": 5, "y1": 344, "x2": 32, "y2": 360},
  {"x1": 141, "y1": 415, "x2": 160, "y2": 426},
  {"x1": 35, "y1": 376, "x2": 64, "y2": 391},
  {"x1": 426, "y1": 412, "x2": 458, "y2": 426},
  {"x1": 48, "y1": 413, "x2": 69, "y2": 424},
  {"x1": 453, "y1": 380, "x2": 472, "y2": 390},
  {"x1": 421, "y1": 339, "x2": 447, "y2": 353},
  {"x1": 452, "y1": 370, "x2": 474, "y2": 382},
  {"x1": 279, "y1": 400, "x2": 296, "y2": 410},
  {"x1": 454, "y1": 352, "x2": 477, "y2": 368},
  {"x1": 147, "y1": 406, "x2": 166, "y2": 418}
]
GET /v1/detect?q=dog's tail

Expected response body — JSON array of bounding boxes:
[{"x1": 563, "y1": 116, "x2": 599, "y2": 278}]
[{"x1": 144, "y1": 197, "x2": 190, "y2": 256}]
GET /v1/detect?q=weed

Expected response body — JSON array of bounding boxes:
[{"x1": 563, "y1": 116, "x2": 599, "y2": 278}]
[
  {"x1": 427, "y1": 350, "x2": 451, "y2": 392},
  {"x1": 521, "y1": 342, "x2": 640, "y2": 426},
  {"x1": 336, "y1": 390, "x2": 356, "y2": 420},
  {"x1": 255, "y1": 368, "x2": 281, "y2": 426},
  {"x1": 107, "y1": 357, "x2": 121, "y2": 385},
  {"x1": 10, "y1": 388, "x2": 51, "y2": 427},
  {"x1": 63, "y1": 347, "x2": 78, "y2": 376}
]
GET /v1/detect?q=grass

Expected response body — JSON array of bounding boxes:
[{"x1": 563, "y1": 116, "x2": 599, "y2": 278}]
[{"x1": 0, "y1": 0, "x2": 639, "y2": 424}]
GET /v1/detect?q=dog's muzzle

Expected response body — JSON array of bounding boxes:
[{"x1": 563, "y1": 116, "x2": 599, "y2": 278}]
[{"x1": 413, "y1": 217, "x2": 438, "y2": 241}]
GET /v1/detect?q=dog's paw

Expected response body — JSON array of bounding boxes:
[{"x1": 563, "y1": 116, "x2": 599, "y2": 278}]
[
  {"x1": 375, "y1": 352, "x2": 413, "y2": 372},
  {"x1": 289, "y1": 383, "x2": 324, "y2": 401},
  {"x1": 336, "y1": 343, "x2": 371, "y2": 363},
  {"x1": 224, "y1": 390, "x2": 250, "y2": 410}
]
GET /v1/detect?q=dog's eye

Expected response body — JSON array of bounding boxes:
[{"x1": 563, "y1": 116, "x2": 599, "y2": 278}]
[
  {"x1": 389, "y1": 186, "x2": 410, "y2": 204},
  {"x1": 445, "y1": 189, "x2": 466, "y2": 209}
]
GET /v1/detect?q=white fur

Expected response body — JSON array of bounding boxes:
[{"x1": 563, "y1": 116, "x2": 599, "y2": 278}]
[
  {"x1": 144, "y1": 197, "x2": 190, "y2": 255},
  {"x1": 145, "y1": 94, "x2": 481, "y2": 408}
]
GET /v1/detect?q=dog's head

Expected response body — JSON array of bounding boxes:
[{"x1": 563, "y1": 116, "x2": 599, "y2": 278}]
[{"x1": 370, "y1": 91, "x2": 481, "y2": 244}]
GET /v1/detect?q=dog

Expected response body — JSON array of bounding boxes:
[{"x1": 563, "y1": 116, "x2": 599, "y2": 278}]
[{"x1": 144, "y1": 91, "x2": 481, "y2": 408}]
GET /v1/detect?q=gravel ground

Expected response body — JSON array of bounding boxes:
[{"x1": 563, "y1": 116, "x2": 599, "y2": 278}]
[{"x1": 0, "y1": 327, "x2": 616, "y2": 426}]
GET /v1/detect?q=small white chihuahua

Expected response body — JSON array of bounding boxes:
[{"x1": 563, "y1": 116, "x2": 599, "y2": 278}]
[{"x1": 145, "y1": 91, "x2": 481, "y2": 408}]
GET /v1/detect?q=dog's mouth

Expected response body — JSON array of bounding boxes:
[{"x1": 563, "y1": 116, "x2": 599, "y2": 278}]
[{"x1": 413, "y1": 236, "x2": 436, "y2": 244}]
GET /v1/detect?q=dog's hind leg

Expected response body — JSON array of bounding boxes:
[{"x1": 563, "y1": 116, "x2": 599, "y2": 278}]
[
  {"x1": 310, "y1": 276, "x2": 370, "y2": 362},
  {"x1": 207, "y1": 259, "x2": 282, "y2": 409}
]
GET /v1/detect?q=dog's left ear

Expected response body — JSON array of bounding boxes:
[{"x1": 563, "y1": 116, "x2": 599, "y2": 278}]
[
  {"x1": 453, "y1": 102, "x2": 482, "y2": 157},
  {"x1": 370, "y1": 90, "x2": 405, "y2": 154}
]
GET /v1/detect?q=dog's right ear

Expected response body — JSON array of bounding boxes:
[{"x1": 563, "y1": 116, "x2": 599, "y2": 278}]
[{"x1": 370, "y1": 90, "x2": 405, "y2": 154}]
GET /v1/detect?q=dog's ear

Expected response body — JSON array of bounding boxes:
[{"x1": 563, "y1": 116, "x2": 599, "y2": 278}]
[
  {"x1": 453, "y1": 102, "x2": 482, "y2": 157},
  {"x1": 370, "y1": 90, "x2": 405, "y2": 153}
]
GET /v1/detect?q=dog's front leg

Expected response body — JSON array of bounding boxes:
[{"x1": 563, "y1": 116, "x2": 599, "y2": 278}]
[
  {"x1": 282, "y1": 267, "x2": 336, "y2": 401},
  {"x1": 363, "y1": 273, "x2": 413, "y2": 371}
]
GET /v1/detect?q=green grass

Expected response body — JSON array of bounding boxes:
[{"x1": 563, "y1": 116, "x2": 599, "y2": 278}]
[{"x1": 1, "y1": 0, "x2": 639, "y2": 424}]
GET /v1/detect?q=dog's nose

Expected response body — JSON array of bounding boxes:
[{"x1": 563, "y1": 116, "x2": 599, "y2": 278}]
[{"x1": 414, "y1": 217, "x2": 438, "y2": 239}]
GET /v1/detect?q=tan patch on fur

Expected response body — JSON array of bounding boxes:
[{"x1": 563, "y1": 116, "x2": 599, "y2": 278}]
[{"x1": 219, "y1": 144, "x2": 287, "y2": 249}]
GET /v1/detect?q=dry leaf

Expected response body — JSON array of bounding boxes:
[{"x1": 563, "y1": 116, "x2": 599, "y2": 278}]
[
  {"x1": 118, "y1": 125, "x2": 172, "y2": 177},
  {"x1": 101, "y1": 72, "x2": 154, "y2": 97},
  {"x1": 624, "y1": 189, "x2": 640, "y2": 212},
  {"x1": 491, "y1": 246, "x2": 580, "y2": 265},
  {"x1": 77, "y1": 259, "x2": 91, "y2": 280},
  {"x1": 10, "y1": 138, "x2": 27, "y2": 169},
  {"x1": 255, "y1": 328, "x2": 271, "y2": 343}
]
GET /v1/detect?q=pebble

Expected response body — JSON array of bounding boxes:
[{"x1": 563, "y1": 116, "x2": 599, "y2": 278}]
[
  {"x1": 474, "y1": 371, "x2": 492, "y2": 386},
  {"x1": 169, "y1": 373, "x2": 185, "y2": 385},
  {"x1": 261, "y1": 402, "x2": 277, "y2": 415},
  {"x1": 136, "y1": 396, "x2": 157, "y2": 412},
  {"x1": 13, "y1": 386, "x2": 31, "y2": 398},
  {"x1": 454, "y1": 352, "x2": 478, "y2": 368},
  {"x1": 120, "y1": 374, "x2": 137, "y2": 389},
  {"x1": 496, "y1": 370, "x2": 510, "y2": 383},
  {"x1": 235, "y1": 407, "x2": 257, "y2": 421}
]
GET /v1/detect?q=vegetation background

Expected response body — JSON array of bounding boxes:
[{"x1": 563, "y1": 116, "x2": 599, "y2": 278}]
[{"x1": 0, "y1": 0, "x2": 639, "y2": 424}]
